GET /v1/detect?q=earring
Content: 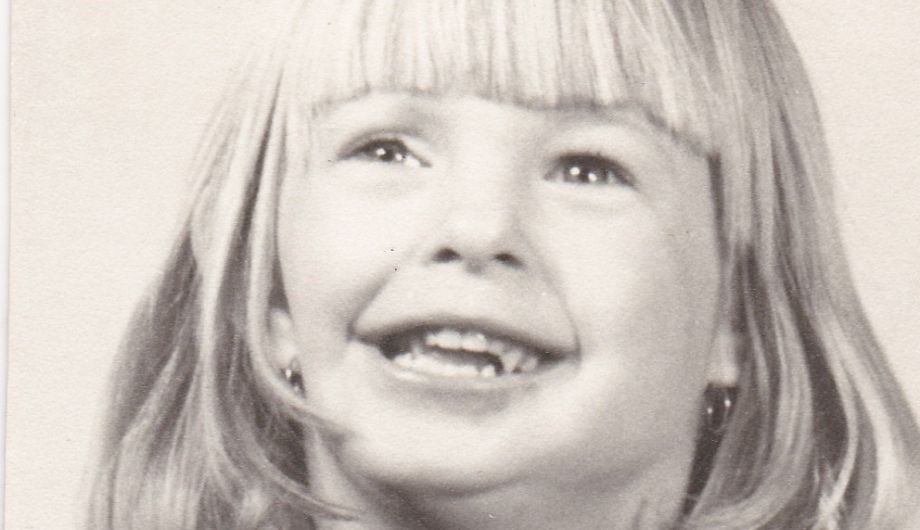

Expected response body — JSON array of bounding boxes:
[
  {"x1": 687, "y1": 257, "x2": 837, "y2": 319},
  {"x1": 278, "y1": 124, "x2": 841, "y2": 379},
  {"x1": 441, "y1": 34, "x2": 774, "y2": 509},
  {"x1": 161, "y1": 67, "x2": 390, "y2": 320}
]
[
  {"x1": 704, "y1": 385, "x2": 736, "y2": 435},
  {"x1": 684, "y1": 384, "x2": 738, "y2": 512},
  {"x1": 282, "y1": 359, "x2": 305, "y2": 396}
]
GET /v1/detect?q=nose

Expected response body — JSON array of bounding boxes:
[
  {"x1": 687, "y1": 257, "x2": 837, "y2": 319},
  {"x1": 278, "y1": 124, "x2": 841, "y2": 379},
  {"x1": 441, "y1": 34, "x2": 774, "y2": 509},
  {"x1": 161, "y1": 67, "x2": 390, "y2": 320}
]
[{"x1": 424, "y1": 164, "x2": 529, "y2": 274}]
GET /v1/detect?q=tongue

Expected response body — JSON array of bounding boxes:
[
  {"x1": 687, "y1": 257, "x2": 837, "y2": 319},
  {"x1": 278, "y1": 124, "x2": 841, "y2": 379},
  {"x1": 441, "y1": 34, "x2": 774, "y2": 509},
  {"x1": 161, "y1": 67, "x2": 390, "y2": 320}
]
[{"x1": 422, "y1": 348, "x2": 500, "y2": 371}]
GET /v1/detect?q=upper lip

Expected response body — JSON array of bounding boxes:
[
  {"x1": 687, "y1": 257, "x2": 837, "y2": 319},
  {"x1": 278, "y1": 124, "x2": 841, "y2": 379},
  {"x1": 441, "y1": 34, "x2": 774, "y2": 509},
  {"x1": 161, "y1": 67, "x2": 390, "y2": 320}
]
[{"x1": 351, "y1": 273, "x2": 579, "y2": 359}]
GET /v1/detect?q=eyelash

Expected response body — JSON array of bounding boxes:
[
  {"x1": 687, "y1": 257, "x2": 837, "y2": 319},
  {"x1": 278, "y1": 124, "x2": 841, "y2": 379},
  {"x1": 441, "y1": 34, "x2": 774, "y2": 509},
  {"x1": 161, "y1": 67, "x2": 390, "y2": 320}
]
[
  {"x1": 548, "y1": 154, "x2": 634, "y2": 187},
  {"x1": 344, "y1": 139, "x2": 633, "y2": 187},
  {"x1": 345, "y1": 138, "x2": 426, "y2": 168}
]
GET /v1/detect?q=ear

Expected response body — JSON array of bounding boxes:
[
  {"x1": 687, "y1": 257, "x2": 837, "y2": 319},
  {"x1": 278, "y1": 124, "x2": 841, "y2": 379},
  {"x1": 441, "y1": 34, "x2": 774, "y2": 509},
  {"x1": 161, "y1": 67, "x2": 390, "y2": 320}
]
[
  {"x1": 707, "y1": 320, "x2": 739, "y2": 387},
  {"x1": 268, "y1": 308, "x2": 301, "y2": 371}
]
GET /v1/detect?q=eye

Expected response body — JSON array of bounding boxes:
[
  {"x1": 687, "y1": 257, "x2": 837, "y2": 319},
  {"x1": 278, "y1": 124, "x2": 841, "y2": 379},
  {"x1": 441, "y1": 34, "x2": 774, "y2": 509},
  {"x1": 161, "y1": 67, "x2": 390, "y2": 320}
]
[
  {"x1": 346, "y1": 138, "x2": 426, "y2": 168},
  {"x1": 548, "y1": 155, "x2": 633, "y2": 187}
]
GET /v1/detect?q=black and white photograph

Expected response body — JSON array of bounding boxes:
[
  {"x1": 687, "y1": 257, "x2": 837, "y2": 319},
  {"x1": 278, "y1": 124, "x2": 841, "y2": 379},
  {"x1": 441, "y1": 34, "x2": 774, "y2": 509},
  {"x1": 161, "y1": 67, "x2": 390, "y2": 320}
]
[{"x1": 9, "y1": 1, "x2": 920, "y2": 528}]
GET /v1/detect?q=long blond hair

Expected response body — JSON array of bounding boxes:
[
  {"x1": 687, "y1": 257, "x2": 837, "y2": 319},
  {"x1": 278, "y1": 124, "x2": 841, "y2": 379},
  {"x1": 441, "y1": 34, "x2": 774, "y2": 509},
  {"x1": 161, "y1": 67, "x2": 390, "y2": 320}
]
[{"x1": 88, "y1": 1, "x2": 920, "y2": 528}]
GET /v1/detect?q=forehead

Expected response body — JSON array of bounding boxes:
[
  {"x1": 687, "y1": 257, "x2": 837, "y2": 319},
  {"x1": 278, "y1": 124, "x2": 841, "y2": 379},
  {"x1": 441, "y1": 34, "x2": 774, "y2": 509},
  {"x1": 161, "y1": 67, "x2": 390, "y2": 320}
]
[{"x1": 284, "y1": 0, "x2": 725, "y2": 153}]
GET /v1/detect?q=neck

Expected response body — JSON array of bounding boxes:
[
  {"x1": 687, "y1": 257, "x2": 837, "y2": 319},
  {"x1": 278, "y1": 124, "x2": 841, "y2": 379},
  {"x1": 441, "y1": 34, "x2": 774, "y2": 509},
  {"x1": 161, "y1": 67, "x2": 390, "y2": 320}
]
[{"x1": 306, "y1": 439, "x2": 690, "y2": 530}]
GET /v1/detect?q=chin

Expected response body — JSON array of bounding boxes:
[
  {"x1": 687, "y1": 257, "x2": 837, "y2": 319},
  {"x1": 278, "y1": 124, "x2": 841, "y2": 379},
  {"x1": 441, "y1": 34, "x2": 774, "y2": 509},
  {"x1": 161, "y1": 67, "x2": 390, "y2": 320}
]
[
  {"x1": 333, "y1": 409, "x2": 530, "y2": 495},
  {"x1": 326, "y1": 427, "x2": 694, "y2": 530}
]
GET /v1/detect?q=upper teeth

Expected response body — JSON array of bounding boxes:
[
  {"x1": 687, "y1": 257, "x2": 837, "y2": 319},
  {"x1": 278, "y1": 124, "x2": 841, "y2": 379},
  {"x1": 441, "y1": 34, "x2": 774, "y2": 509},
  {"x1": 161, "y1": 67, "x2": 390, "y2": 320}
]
[{"x1": 392, "y1": 327, "x2": 543, "y2": 376}]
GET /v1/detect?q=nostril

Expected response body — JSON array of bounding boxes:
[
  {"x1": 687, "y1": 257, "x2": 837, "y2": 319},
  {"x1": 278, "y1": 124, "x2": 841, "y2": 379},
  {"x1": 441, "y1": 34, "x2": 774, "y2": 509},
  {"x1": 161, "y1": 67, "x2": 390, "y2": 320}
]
[
  {"x1": 431, "y1": 248, "x2": 522, "y2": 269},
  {"x1": 495, "y1": 252, "x2": 522, "y2": 268},
  {"x1": 433, "y1": 248, "x2": 461, "y2": 263}
]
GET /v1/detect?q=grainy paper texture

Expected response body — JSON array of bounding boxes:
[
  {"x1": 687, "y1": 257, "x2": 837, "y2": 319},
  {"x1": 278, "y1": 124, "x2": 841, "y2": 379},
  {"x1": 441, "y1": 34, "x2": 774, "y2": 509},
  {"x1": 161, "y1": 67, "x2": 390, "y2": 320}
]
[{"x1": 9, "y1": 1, "x2": 920, "y2": 527}]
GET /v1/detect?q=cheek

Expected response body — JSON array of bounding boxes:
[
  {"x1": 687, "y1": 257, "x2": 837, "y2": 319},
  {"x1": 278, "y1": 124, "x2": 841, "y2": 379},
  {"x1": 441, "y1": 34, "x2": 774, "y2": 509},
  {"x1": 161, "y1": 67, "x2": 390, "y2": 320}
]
[
  {"x1": 540, "y1": 208, "x2": 719, "y2": 427},
  {"x1": 521, "y1": 219, "x2": 719, "y2": 477},
  {"x1": 277, "y1": 178, "x2": 428, "y2": 323},
  {"x1": 549, "y1": 211, "x2": 717, "y2": 361},
  {"x1": 279, "y1": 184, "x2": 383, "y2": 295}
]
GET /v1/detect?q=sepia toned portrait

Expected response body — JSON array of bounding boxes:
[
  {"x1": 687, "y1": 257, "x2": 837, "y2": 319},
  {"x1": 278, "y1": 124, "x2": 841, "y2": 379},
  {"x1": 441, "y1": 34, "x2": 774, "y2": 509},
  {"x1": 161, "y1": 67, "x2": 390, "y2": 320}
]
[{"x1": 9, "y1": 1, "x2": 920, "y2": 528}]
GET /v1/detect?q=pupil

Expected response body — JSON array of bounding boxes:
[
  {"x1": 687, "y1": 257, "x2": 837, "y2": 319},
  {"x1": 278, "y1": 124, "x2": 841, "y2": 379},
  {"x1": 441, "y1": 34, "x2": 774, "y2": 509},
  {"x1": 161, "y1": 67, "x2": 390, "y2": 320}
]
[
  {"x1": 567, "y1": 166, "x2": 582, "y2": 181},
  {"x1": 567, "y1": 163, "x2": 610, "y2": 184},
  {"x1": 374, "y1": 145, "x2": 403, "y2": 162}
]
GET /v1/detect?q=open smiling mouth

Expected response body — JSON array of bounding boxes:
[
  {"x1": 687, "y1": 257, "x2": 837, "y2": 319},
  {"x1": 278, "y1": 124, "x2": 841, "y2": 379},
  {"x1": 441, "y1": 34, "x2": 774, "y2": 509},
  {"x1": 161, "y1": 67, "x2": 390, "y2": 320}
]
[{"x1": 377, "y1": 327, "x2": 560, "y2": 379}]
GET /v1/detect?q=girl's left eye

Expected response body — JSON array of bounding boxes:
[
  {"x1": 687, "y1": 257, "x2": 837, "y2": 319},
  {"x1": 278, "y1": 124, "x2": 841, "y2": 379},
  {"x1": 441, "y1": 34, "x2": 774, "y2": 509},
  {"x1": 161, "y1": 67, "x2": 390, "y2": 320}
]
[
  {"x1": 346, "y1": 139, "x2": 426, "y2": 168},
  {"x1": 548, "y1": 155, "x2": 633, "y2": 187}
]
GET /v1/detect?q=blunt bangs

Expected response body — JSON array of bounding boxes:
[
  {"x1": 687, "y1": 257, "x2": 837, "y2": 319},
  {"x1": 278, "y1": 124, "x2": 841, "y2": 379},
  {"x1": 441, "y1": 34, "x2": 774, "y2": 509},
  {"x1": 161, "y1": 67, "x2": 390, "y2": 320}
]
[{"x1": 282, "y1": 0, "x2": 730, "y2": 153}]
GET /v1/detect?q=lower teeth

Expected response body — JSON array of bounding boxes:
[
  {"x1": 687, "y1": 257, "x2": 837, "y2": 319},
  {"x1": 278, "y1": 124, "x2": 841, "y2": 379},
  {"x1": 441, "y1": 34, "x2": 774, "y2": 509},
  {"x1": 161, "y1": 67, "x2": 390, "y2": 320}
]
[
  {"x1": 390, "y1": 349, "x2": 542, "y2": 378},
  {"x1": 392, "y1": 351, "x2": 499, "y2": 378}
]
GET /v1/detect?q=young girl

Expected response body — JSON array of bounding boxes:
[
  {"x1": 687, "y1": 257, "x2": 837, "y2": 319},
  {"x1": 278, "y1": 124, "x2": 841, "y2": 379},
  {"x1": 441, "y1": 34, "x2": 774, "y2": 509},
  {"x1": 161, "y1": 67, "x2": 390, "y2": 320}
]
[{"x1": 88, "y1": 1, "x2": 920, "y2": 528}]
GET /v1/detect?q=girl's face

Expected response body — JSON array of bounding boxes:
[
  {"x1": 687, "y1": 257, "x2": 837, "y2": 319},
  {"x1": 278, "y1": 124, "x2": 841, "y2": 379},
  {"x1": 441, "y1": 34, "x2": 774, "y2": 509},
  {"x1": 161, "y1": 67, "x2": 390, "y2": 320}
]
[{"x1": 274, "y1": 92, "x2": 734, "y2": 513}]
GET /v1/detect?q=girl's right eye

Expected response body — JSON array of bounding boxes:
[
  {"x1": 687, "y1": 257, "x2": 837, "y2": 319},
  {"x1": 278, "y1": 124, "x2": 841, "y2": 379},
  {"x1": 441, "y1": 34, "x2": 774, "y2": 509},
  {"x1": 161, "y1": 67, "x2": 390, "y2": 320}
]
[{"x1": 345, "y1": 139, "x2": 426, "y2": 168}]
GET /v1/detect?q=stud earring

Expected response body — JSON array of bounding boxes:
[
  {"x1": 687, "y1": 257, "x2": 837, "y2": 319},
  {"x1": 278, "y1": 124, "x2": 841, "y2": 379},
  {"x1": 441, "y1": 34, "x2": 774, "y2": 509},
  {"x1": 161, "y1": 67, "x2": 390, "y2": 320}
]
[
  {"x1": 704, "y1": 385, "x2": 736, "y2": 435},
  {"x1": 684, "y1": 384, "x2": 738, "y2": 512},
  {"x1": 282, "y1": 359, "x2": 304, "y2": 396}
]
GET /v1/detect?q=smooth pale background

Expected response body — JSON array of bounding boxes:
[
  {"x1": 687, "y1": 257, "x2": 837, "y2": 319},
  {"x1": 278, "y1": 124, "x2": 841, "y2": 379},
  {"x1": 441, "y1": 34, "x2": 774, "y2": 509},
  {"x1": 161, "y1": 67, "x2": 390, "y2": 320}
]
[{"x1": 8, "y1": 1, "x2": 920, "y2": 528}]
